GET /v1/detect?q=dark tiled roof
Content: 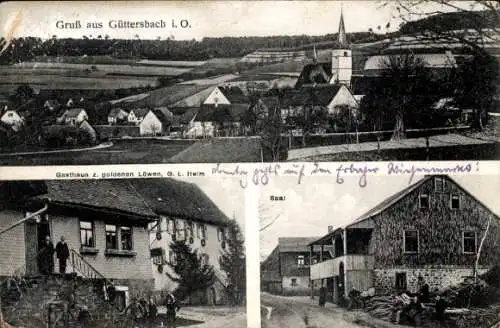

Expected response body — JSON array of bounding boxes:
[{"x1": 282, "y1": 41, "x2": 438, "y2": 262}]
[
  {"x1": 29, "y1": 179, "x2": 231, "y2": 226},
  {"x1": 282, "y1": 84, "x2": 342, "y2": 107},
  {"x1": 35, "y1": 180, "x2": 157, "y2": 218},
  {"x1": 218, "y1": 86, "x2": 248, "y2": 104},
  {"x1": 108, "y1": 108, "x2": 127, "y2": 118},
  {"x1": 278, "y1": 237, "x2": 322, "y2": 252},
  {"x1": 196, "y1": 104, "x2": 249, "y2": 122},
  {"x1": 295, "y1": 62, "x2": 333, "y2": 88},
  {"x1": 259, "y1": 96, "x2": 280, "y2": 110},
  {"x1": 64, "y1": 108, "x2": 86, "y2": 118},
  {"x1": 130, "y1": 108, "x2": 150, "y2": 118},
  {"x1": 129, "y1": 179, "x2": 231, "y2": 226},
  {"x1": 152, "y1": 108, "x2": 173, "y2": 126}
]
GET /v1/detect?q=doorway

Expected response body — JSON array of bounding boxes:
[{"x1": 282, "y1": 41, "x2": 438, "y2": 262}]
[
  {"x1": 338, "y1": 262, "x2": 345, "y2": 299},
  {"x1": 25, "y1": 213, "x2": 51, "y2": 276}
]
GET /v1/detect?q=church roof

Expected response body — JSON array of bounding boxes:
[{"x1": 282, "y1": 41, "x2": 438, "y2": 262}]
[{"x1": 337, "y1": 9, "x2": 348, "y2": 48}]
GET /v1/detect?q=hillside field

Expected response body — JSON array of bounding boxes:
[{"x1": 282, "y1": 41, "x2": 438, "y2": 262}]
[{"x1": 0, "y1": 56, "x2": 241, "y2": 95}]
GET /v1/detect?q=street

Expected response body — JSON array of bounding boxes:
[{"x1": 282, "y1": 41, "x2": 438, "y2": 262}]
[
  {"x1": 261, "y1": 293, "x2": 402, "y2": 328},
  {"x1": 157, "y1": 305, "x2": 247, "y2": 328}
]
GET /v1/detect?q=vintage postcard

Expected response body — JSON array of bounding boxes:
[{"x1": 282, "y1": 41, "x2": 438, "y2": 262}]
[
  {"x1": 0, "y1": 175, "x2": 247, "y2": 328},
  {"x1": 259, "y1": 171, "x2": 500, "y2": 328},
  {"x1": 0, "y1": 1, "x2": 498, "y2": 165}
]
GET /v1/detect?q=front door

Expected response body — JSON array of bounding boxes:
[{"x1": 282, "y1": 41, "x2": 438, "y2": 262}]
[
  {"x1": 25, "y1": 213, "x2": 51, "y2": 276},
  {"x1": 338, "y1": 262, "x2": 345, "y2": 299}
]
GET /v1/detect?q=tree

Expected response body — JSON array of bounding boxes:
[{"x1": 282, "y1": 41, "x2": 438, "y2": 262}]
[
  {"x1": 360, "y1": 53, "x2": 437, "y2": 140},
  {"x1": 386, "y1": 1, "x2": 500, "y2": 130},
  {"x1": 166, "y1": 240, "x2": 215, "y2": 302},
  {"x1": 453, "y1": 52, "x2": 499, "y2": 129},
  {"x1": 218, "y1": 220, "x2": 246, "y2": 306}
]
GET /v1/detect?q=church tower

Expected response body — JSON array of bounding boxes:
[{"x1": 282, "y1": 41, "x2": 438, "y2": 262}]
[{"x1": 331, "y1": 7, "x2": 352, "y2": 86}]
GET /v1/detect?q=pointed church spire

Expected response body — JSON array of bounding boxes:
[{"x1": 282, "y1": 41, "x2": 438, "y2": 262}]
[
  {"x1": 338, "y1": 5, "x2": 348, "y2": 47},
  {"x1": 312, "y1": 45, "x2": 318, "y2": 63}
]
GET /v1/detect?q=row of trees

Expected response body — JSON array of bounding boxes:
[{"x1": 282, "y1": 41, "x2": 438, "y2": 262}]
[
  {"x1": 166, "y1": 219, "x2": 246, "y2": 306},
  {"x1": 0, "y1": 31, "x2": 390, "y2": 64}
]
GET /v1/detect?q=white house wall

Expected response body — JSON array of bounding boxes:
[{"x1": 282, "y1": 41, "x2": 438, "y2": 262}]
[
  {"x1": 185, "y1": 121, "x2": 215, "y2": 138},
  {"x1": 139, "y1": 111, "x2": 163, "y2": 136},
  {"x1": 0, "y1": 210, "x2": 26, "y2": 276},
  {"x1": 50, "y1": 215, "x2": 153, "y2": 281},
  {"x1": 327, "y1": 86, "x2": 359, "y2": 114},
  {"x1": 203, "y1": 87, "x2": 231, "y2": 105},
  {"x1": 1, "y1": 111, "x2": 24, "y2": 128},
  {"x1": 149, "y1": 216, "x2": 227, "y2": 291}
]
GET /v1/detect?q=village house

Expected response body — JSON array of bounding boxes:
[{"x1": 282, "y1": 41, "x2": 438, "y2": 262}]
[
  {"x1": 261, "y1": 237, "x2": 328, "y2": 296},
  {"x1": 131, "y1": 179, "x2": 233, "y2": 305},
  {"x1": 308, "y1": 175, "x2": 500, "y2": 304},
  {"x1": 0, "y1": 109, "x2": 24, "y2": 132},
  {"x1": 57, "y1": 108, "x2": 88, "y2": 126},
  {"x1": 43, "y1": 99, "x2": 61, "y2": 112},
  {"x1": 107, "y1": 108, "x2": 129, "y2": 125},
  {"x1": 203, "y1": 86, "x2": 248, "y2": 106},
  {"x1": 169, "y1": 107, "x2": 198, "y2": 137},
  {"x1": 127, "y1": 108, "x2": 150, "y2": 125},
  {"x1": 0, "y1": 180, "x2": 157, "y2": 310},
  {"x1": 186, "y1": 104, "x2": 249, "y2": 138}
]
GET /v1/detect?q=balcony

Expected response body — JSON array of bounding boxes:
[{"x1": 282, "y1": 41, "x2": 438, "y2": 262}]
[{"x1": 310, "y1": 255, "x2": 374, "y2": 280}]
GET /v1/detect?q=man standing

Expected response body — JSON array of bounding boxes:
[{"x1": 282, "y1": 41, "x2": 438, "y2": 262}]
[
  {"x1": 56, "y1": 236, "x2": 70, "y2": 274},
  {"x1": 37, "y1": 235, "x2": 55, "y2": 275}
]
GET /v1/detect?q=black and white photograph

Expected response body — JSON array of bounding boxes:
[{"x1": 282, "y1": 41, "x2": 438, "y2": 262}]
[
  {"x1": 259, "y1": 173, "x2": 500, "y2": 328},
  {"x1": 0, "y1": 1, "x2": 498, "y2": 165},
  {"x1": 0, "y1": 177, "x2": 246, "y2": 328}
]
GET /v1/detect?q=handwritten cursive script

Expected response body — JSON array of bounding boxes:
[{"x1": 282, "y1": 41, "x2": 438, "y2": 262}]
[{"x1": 210, "y1": 162, "x2": 477, "y2": 189}]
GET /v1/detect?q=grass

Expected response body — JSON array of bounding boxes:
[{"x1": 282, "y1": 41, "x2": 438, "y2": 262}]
[
  {"x1": 0, "y1": 140, "x2": 195, "y2": 165},
  {"x1": 298, "y1": 143, "x2": 499, "y2": 161}
]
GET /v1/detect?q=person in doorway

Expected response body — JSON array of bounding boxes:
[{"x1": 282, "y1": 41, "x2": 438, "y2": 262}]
[
  {"x1": 165, "y1": 292, "x2": 179, "y2": 323},
  {"x1": 318, "y1": 286, "x2": 326, "y2": 307},
  {"x1": 56, "y1": 236, "x2": 70, "y2": 274},
  {"x1": 37, "y1": 235, "x2": 55, "y2": 275}
]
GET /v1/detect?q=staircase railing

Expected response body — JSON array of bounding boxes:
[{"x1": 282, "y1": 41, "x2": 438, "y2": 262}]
[
  {"x1": 70, "y1": 249, "x2": 105, "y2": 280},
  {"x1": 69, "y1": 249, "x2": 126, "y2": 312}
]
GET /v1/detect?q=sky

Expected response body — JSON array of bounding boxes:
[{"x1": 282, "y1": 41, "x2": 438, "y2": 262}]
[
  {"x1": 0, "y1": 1, "x2": 484, "y2": 41},
  {"x1": 181, "y1": 176, "x2": 246, "y2": 231},
  {"x1": 259, "y1": 174, "x2": 500, "y2": 261}
]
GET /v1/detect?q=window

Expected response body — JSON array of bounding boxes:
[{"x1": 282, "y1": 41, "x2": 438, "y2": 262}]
[
  {"x1": 200, "y1": 253, "x2": 209, "y2": 266},
  {"x1": 435, "y1": 177, "x2": 446, "y2": 192},
  {"x1": 151, "y1": 248, "x2": 164, "y2": 265},
  {"x1": 121, "y1": 226, "x2": 132, "y2": 251},
  {"x1": 291, "y1": 278, "x2": 297, "y2": 287},
  {"x1": 7, "y1": 113, "x2": 13, "y2": 117},
  {"x1": 463, "y1": 231, "x2": 477, "y2": 254},
  {"x1": 80, "y1": 221, "x2": 94, "y2": 248},
  {"x1": 106, "y1": 225, "x2": 118, "y2": 250},
  {"x1": 218, "y1": 227, "x2": 226, "y2": 241},
  {"x1": 186, "y1": 222, "x2": 194, "y2": 239},
  {"x1": 169, "y1": 250, "x2": 177, "y2": 265},
  {"x1": 343, "y1": 51, "x2": 348, "y2": 57},
  {"x1": 404, "y1": 230, "x2": 419, "y2": 253},
  {"x1": 297, "y1": 255, "x2": 305, "y2": 266},
  {"x1": 451, "y1": 194, "x2": 460, "y2": 209},
  {"x1": 419, "y1": 194, "x2": 429, "y2": 209},
  {"x1": 200, "y1": 224, "x2": 207, "y2": 239},
  {"x1": 176, "y1": 220, "x2": 185, "y2": 240},
  {"x1": 395, "y1": 272, "x2": 407, "y2": 290}
]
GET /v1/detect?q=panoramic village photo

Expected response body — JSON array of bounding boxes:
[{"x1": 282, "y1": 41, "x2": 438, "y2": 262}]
[
  {"x1": 259, "y1": 174, "x2": 500, "y2": 328},
  {"x1": 0, "y1": 1, "x2": 498, "y2": 164},
  {"x1": 0, "y1": 177, "x2": 246, "y2": 328}
]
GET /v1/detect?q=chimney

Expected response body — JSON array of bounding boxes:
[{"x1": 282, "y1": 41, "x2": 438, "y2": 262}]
[{"x1": 328, "y1": 225, "x2": 334, "y2": 233}]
